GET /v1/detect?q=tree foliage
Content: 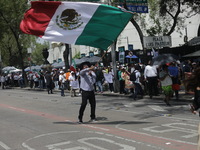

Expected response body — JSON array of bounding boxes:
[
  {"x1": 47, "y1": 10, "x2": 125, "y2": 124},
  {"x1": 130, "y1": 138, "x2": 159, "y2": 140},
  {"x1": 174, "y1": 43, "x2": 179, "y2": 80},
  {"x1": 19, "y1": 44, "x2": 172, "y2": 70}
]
[
  {"x1": 0, "y1": 1, "x2": 49, "y2": 68},
  {"x1": 31, "y1": 41, "x2": 50, "y2": 66},
  {"x1": 0, "y1": 1, "x2": 29, "y2": 67},
  {"x1": 123, "y1": 0, "x2": 199, "y2": 48}
]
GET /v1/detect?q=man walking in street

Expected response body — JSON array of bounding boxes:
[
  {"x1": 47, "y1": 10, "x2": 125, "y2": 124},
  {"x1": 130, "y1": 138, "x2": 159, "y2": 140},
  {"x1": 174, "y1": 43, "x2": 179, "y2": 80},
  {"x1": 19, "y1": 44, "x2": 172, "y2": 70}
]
[{"x1": 78, "y1": 61, "x2": 96, "y2": 123}]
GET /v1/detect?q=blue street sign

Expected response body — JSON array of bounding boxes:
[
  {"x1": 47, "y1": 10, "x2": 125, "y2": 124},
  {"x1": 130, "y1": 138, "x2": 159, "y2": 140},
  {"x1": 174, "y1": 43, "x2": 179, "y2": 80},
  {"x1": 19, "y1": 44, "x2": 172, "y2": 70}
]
[
  {"x1": 119, "y1": 0, "x2": 147, "y2": 3},
  {"x1": 118, "y1": 46, "x2": 125, "y2": 52},
  {"x1": 128, "y1": 44, "x2": 134, "y2": 50},
  {"x1": 127, "y1": 5, "x2": 148, "y2": 13}
]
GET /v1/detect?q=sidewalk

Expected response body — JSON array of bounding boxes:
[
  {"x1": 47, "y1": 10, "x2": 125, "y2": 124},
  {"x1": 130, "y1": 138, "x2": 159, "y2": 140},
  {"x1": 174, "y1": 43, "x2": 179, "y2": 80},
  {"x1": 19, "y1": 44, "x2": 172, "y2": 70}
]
[{"x1": 8, "y1": 86, "x2": 194, "y2": 103}]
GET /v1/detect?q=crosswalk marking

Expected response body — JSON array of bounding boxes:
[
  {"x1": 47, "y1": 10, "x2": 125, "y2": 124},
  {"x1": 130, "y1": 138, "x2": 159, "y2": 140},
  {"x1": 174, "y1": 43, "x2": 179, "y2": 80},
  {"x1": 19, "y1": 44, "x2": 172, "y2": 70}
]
[
  {"x1": 148, "y1": 105, "x2": 167, "y2": 112},
  {"x1": 0, "y1": 141, "x2": 10, "y2": 150}
]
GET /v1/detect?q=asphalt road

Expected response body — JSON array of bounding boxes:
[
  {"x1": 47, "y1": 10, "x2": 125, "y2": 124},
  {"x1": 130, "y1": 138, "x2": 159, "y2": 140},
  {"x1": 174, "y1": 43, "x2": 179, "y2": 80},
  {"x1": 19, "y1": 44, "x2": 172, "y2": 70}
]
[{"x1": 0, "y1": 88, "x2": 199, "y2": 150}]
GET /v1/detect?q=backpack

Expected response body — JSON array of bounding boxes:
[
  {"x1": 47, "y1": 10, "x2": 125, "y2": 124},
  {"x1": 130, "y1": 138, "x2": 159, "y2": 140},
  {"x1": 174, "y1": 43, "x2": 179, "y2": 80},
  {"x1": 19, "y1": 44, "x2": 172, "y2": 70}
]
[{"x1": 130, "y1": 71, "x2": 136, "y2": 82}]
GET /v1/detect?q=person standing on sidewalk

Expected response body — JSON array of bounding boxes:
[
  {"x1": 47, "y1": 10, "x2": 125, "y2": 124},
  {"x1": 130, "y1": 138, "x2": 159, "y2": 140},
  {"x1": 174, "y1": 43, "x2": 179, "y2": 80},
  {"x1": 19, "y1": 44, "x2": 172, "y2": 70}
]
[
  {"x1": 78, "y1": 61, "x2": 96, "y2": 123},
  {"x1": 168, "y1": 62, "x2": 180, "y2": 100},
  {"x1": 45, "y1": 71, "x2": 53, "y2": 94},
  {"x1": 1, "y1": 74, "x2": 6, "y2": 89},
  {"x1": 132, "y1": 65, "x2": 144, "y2": 100},
  {"x1": 144, "y1": 61, "x2": 159, "y2": 99},
  {"x1": 68, "y1": 71, "x2": 79, "y2": 97},
  {"x1": 59, "y1": 71, "x2": 66, "y2": 97},
  {"x1": 159, "y1": 64, "x2": 173, "y2": 106},
  {"x1": 52, "y1": 69, "x2": 59, "y2": 90},
  {"x1": 95, "y1": 67, "x2": 104, "y2": 93},
  {"x1": 118, "y1": 66, "x2": 126, "y2": 94}
]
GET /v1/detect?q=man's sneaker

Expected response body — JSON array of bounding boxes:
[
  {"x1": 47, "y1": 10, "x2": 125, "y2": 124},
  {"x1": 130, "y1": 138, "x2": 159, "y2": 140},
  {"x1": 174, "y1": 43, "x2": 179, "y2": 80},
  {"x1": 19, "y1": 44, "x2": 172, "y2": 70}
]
[
  {"x1": 89, "y1": 119, "x2": 97, "y2": 123},
  {"x1": 77, "y1": 120, "x2": 83, "y2": 124}
]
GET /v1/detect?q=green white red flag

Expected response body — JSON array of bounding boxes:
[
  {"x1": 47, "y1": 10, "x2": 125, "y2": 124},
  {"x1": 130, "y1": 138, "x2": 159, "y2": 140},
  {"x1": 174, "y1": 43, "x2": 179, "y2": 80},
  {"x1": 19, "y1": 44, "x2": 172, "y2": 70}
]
[{"x1": 20, "y1": 1, "x2": 133, "y2": 50}]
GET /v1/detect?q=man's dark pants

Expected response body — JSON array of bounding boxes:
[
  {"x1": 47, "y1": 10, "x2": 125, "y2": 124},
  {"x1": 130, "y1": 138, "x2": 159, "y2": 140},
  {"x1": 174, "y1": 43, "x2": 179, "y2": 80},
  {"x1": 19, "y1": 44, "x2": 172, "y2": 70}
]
[
  {"x1": 133, "y1": 82, "x2": 144, "y2": 99},
  {"x1": 147, "y1": 76, "x2": 158, "y2": 97},
  {"x1": 78, "y1": 90, "x2": 96, "y2": 121}
]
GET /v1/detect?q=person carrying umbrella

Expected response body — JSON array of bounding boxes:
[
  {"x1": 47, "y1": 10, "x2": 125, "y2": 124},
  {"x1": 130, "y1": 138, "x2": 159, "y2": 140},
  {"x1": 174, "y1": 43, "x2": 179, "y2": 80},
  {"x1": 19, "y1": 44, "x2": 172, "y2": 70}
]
[{"x1": 159, "y1": 64, "x2": 173, "y2": 106}]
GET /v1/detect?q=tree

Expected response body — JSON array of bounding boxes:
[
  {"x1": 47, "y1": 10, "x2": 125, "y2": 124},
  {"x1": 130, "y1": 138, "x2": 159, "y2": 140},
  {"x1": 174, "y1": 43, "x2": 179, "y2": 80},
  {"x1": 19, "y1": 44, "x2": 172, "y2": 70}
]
[
  {"x1": 0, "y1": 0, "x2": 34, "y2": 85},
  {"x1": 31, "y1": 41, "x2": 50, "y2": 65},
  {"x1": 122, "y1": 0, "x2": 199, "y2": 49}
]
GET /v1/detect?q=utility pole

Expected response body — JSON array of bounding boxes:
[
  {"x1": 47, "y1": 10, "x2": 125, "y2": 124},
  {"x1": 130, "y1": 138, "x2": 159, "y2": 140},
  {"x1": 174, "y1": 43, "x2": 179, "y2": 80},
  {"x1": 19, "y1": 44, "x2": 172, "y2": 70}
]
[{"x1": 111, "y1": 43, "x2": 119, "y2": 93}]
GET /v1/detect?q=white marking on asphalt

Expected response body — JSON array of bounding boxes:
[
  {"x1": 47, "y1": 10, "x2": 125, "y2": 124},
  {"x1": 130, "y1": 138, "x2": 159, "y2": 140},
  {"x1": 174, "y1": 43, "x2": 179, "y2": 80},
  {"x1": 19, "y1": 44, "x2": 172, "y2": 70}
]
[
  {"x1": 78, "y1": 137, "x2": 136, "y2": 150},
  {"x1": 46, "y1": 141, "x2": 71, "y2": 149},
  {"x1": 8, "y1": 106, "x2": 25, "y2": 112},
  {"x1": 22, "y1": 131, "x2": 163, "y2": 150},
  {"x1": 148, "y1": 105, "x2": 167, "y2": 112},
  {"x1": 115, "y1": 121, "x2": 197, "y2": 146},
  {"x1": 82, "y1": 124, "x2": 109, "y2": 131},
  {"x1": 21, "y1": 143, "x2": 35, "y2": 150},
  {"x1": 0, "y1": 141, "x2": 10, "y2": 150}
]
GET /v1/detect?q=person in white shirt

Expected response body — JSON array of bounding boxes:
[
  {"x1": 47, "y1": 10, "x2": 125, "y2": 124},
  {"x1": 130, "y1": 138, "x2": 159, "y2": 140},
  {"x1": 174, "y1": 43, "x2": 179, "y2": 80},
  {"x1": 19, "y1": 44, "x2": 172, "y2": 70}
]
[
  {"x1": 68, "y1": 71, "x2": 79, "y2": 97},
  {"x1": 13, "y1": 73, "x2": 19, "y2": 87},
  {"x1": 103, "y1": 67, "x2": 114, "y2": 93},
  {"x1": 59, "y1": 71, "x2": 66, "y2": 96},
  {"x1": 144, "y1": 61, "x2": 159, "y2": 99},
  {"x1": 132, "y1": 65, "x2": 144, "y2": 100},
  {"x1": 78, "y1": 61, "x2": 96, "y2": 123},
  {"x1": 1, "y1": 74, "x2": 6, "y2": 89}
]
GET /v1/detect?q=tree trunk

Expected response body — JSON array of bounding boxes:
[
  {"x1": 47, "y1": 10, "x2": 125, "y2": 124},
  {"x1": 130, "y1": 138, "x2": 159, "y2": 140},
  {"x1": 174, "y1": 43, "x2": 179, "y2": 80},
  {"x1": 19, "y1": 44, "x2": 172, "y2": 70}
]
[
  {"x1": 130, "y1": 18, "x2": 144, "y2": 49},
  {"x1": 123, "y1": 3, "x2": 144, "y2": 50}
]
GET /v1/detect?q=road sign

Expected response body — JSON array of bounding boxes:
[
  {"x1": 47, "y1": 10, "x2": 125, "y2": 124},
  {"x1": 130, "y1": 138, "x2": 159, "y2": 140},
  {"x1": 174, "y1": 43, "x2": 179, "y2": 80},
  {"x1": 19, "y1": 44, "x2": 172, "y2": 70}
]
[
  {"x1": 126, "y1": 5, "x2": 148, "y2": 13},
  {"x1": 118, "y1": 0, "x2": 148, "y2": 13},
  {"x1": 143, "y1": 36, "x2": 172, "y2": 48},
  {"x1": 119, "y1": 0, "x2": 147, "y2": 3},
  {"x1": 128, "y1": 44, "x2": 133, "y2": 50}
]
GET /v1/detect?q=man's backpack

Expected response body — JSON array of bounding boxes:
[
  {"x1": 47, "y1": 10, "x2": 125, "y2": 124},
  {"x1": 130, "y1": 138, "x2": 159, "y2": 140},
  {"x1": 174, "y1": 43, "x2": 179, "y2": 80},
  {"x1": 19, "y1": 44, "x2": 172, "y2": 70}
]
[{"x1": 130, "y1": 71, "x2": 136, "y2": 82}]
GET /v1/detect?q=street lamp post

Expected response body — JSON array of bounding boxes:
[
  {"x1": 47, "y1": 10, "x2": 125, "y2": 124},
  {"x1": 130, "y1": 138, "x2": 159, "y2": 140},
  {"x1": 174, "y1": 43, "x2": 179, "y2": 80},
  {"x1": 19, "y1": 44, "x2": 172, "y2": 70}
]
[
  {"x1": 41, "y1": 48, "x2": 52, "y2": 72},
  {"x1": 27, "y1": 47, "x2": 32, "y2": 71}
]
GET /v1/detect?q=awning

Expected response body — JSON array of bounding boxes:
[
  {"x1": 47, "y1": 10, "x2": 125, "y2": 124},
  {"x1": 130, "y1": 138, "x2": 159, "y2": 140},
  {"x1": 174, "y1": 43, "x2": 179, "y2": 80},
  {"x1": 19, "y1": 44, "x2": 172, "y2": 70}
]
[
  {"x1": 125, "y1": 55, "x2": 138, "y2": 58},
  {"x1": 183, "y1": 50, "x2": 200, "y2": 57},
  {"x1": 188, "y1": 37, "x2": 200, "y2": 46}
]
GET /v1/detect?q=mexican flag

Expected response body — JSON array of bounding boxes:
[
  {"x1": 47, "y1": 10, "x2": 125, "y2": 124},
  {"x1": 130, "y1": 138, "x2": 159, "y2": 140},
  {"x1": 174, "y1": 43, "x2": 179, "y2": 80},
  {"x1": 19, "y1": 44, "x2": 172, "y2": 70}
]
[{"x1": 20, "y1": 1, "x2": 133, "y2": 50}]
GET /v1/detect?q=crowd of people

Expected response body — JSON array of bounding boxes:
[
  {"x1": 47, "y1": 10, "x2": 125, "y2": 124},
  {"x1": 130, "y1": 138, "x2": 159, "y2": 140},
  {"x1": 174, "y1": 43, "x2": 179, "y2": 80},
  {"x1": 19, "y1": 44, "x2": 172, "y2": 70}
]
[{"x1": 0, "y1": 59, "x2": 199, "y2": 105}]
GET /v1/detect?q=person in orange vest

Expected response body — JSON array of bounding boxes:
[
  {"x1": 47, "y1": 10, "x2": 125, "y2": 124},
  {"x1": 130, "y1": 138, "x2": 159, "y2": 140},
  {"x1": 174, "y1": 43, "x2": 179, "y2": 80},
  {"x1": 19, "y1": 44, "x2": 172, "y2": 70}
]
[{"x1": 65, "y1": 69, "x2": 71, "y2": 91}]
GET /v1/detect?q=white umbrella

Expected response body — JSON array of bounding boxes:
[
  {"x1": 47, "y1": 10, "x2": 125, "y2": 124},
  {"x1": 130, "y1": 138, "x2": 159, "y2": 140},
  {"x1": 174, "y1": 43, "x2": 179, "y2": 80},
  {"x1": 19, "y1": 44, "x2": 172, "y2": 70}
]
[
  {"x1": 2, "y1": 66, "x2": 17, "y2": 71},
  {"x1": 10, "y1": 69, "x2": 22, "y2": 73}
]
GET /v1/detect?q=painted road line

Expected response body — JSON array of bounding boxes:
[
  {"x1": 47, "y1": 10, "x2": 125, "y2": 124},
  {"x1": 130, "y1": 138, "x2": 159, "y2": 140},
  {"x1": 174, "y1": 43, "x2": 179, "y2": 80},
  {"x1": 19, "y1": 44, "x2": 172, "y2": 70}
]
[
  {"x1": 148, "y1": 105, "x2": 167, "y2": 112},
  {"x1": 0, "y1": 141, "x2": 10, "y2": 150}
]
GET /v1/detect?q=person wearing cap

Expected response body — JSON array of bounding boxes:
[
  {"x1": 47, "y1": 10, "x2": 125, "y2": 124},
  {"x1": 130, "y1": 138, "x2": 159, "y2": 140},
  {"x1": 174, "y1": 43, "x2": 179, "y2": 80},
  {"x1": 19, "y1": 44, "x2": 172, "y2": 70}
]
[
  {"x1": 59, "y1": 71, "x2": 66, "y2": 96},
  {"x1": 191, "y1": 62, "x2": 198, "y2": 72},
  {"x1": 78, "y1": 61, "x2": 96, "y2": 123}
]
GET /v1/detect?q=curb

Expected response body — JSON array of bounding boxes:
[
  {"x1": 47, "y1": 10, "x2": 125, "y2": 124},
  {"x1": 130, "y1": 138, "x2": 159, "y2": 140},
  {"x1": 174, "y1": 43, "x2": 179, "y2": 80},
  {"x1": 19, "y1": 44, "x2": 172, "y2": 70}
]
[{"x1": 7, "y1": 87, "x2": 193, "y2": 103}]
